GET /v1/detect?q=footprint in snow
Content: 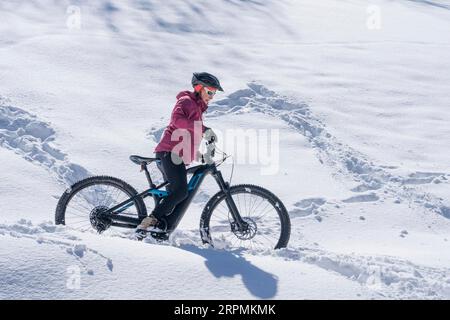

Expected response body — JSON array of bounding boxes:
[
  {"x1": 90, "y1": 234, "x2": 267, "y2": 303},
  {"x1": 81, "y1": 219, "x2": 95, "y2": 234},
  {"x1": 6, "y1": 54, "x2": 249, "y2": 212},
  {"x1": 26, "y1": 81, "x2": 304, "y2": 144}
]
[
  {"x1": 289, "y1": 197, "x2": 326, "y2": 218},
  {"x1": 342, "y1": 193, "x2": 379, "y2": 203},
  {"x1": 0, "y1": 101, "x2": 90, "y2": 185}
]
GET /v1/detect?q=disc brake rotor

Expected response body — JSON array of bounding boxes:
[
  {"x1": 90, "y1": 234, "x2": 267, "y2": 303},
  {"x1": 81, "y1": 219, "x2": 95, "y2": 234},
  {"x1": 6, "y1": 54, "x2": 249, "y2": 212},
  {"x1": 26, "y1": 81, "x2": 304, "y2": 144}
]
[{"x1": 231, "y1": 217, "x2": 257, "y2": 240}]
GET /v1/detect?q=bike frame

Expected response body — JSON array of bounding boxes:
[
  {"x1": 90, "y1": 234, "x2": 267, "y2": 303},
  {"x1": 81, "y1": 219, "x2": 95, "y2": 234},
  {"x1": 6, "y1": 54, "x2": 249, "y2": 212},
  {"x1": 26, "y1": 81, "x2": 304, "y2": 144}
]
[{"x1": 100, "y1": 162, "x2": 246, "y2": 233}]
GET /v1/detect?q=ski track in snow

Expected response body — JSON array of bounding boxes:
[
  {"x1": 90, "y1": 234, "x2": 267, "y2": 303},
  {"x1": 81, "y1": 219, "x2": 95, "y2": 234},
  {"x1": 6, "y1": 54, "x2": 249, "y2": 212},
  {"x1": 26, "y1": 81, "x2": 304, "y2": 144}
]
[
  {"x1": 201, "y1": 82, "x2": 450, "y2": 219},
  {"x1": 270, "y1": 246, "x2": 450, "y2": 299},
  {"x1": 169, "y1": 226, "x2": 450, "y2": 299},
  {"x1": 0, "y1": 96, "x2": 90, "y2": 186},
  {"x1": 0, "y1": 219, "x2": 448, "y2": 299},
  {"x1": 0, "y1": 219, "x2": 113, "y2": 274}
]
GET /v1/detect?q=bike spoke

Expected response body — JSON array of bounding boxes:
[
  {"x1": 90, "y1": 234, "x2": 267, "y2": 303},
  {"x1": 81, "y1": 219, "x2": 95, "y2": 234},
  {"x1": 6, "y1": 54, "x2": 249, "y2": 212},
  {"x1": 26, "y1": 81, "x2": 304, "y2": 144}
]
[
  {"x1": 253, "y1": 239, "x2": 265, "y2": 251},
  {"x1": 66, "y1": 204, "x2": 92, "y2": 220},
  {"x1": 255, "y1": 205, "x2": 277, "y2": 221},
  {"x1": 111, "y1": 186, "x2": 124, "y2": 207},
  {"x1": 67, "y1": 218, "x2": 91, "y2": 226},
  {"x1": 245, "y1": 194, "x2": 254, "y2": 217},
  {"x1": 66, "y1": 206, "x2": 88, "y2": 218},
  {"x1": 232, "y1": 235, "x2": 241, "y2": 248},
  {"x1": 245, "y1": 193, "x2": 251, "y2": 217},
  {"x1": 210, "y1": 225, "x2": 230, "y2": 232},
  {"x1": 254, "y1": 200, "x2": 271, "y2": 218},
  {"x1": 215, "y1": 202, "x2": 231, "y2": 220},
  {"x1": 249, "y1": 194, "x2": 260, "y2": 216},
  {"x1": 99, "y1": 185, "x2": 114, "y2": 206},
  {"x1": 101, "y1": 185, "x2": 116, "y2": 207},
  {"x1": 92, "y1": 186, "x2": 101, "y2": 206},
  {"x1": 235, "y1": 194, "x2": 243, "y2": 216},
  {"x1": 71, "y1": 222, "x2": 92, "y2": 231},
  {"x1": 258, "y1": 229, "x2": 278, "y2": 244},
  {"x1": 249, "y1": 238, "x2": 255, "y2": 251},
  {"x1": 250, "y1": 197, "x2": 267, "y2": 218},
  {"x1": 71, "y1": 196, "x2": 93, "y2": 212}
]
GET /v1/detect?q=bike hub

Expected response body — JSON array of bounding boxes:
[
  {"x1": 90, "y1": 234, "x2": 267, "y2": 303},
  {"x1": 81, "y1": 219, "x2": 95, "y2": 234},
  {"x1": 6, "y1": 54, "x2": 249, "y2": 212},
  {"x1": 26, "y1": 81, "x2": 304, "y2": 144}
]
[{"x1": 89, "y1": 205, "x2": 112, "y2": 233}]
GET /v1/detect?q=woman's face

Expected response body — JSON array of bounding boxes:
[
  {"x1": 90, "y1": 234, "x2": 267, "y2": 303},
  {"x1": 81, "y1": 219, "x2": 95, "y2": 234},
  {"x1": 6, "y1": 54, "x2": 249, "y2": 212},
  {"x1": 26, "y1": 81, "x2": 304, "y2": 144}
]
[{"x1": 200, "y1": 87, "x2": 217, "y2": 105}]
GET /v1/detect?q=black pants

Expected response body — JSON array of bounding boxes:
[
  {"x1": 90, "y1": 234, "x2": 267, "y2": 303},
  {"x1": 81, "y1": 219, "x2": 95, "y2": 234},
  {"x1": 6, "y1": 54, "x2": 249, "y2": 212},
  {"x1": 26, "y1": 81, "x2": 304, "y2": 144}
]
[{"x1": 152, "y1": 151, "x2": 188, "y2": 219}]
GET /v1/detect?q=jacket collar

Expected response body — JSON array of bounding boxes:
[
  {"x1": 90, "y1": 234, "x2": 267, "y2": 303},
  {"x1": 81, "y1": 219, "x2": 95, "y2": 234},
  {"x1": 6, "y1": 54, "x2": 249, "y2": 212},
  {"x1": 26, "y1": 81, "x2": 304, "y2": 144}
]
[{"x1": 176, "y1": 90, "x2": 208, "y2": 112}]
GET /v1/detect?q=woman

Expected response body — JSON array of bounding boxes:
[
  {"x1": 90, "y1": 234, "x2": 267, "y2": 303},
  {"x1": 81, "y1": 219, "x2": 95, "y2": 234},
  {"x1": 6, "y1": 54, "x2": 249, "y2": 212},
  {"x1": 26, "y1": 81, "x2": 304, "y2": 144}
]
[{"x1": 136, "y1": 72, "x2": 223, "y2": 238}]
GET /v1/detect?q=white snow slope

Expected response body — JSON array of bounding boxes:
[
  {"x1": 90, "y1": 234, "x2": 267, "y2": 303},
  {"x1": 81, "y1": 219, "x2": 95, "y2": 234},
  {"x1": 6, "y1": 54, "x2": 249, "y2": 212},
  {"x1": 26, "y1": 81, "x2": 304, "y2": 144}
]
[{"x1": 1, "y1": 0, "x2": 450, "y2": 299}]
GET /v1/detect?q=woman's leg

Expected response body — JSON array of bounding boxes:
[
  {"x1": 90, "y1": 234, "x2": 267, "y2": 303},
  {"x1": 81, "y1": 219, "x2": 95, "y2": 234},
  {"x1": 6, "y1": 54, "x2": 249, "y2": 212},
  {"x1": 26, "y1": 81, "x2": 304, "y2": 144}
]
[{"x1": 151, "y1": 151, "x2": 188, "y2": 220}]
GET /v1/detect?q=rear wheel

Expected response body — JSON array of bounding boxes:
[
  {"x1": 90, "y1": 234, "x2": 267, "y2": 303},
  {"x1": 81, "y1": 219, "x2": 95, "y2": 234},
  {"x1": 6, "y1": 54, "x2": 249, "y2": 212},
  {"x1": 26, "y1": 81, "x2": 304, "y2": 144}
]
[
  {"x1": 55, "y1": 176, "x2": 147, "y2": 232},
  {"x1": 200, "y1": 184, "x2": 290, "y2": 250}
]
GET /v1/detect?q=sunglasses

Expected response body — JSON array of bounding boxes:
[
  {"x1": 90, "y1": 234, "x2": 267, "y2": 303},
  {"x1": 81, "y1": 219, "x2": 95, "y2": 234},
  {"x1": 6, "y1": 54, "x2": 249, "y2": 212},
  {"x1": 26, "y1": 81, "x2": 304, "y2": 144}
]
[{"x1": 204, "y1": 87, "x2": 217, "y2": 97}]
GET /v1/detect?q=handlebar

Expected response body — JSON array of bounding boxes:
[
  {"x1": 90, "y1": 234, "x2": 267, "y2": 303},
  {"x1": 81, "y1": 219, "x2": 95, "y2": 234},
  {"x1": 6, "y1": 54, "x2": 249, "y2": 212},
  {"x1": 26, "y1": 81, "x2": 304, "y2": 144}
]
[{"x1": 201, "y1": 138, "x2": 234, "y2": 183}]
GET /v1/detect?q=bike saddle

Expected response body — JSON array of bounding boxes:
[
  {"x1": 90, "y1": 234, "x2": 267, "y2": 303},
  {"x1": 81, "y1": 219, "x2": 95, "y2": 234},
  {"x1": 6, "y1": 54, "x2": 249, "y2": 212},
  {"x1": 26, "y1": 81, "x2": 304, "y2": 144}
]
[{"x1": 129, "y1": 155, "x2": 160, "y2": 165}]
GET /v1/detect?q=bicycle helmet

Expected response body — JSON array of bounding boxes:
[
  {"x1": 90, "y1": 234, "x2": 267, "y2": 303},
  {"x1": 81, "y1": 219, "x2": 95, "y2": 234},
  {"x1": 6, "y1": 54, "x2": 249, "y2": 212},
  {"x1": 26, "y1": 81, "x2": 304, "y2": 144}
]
[{"x1": 192, "y1": 72, "x2": 224, "y2": 91}]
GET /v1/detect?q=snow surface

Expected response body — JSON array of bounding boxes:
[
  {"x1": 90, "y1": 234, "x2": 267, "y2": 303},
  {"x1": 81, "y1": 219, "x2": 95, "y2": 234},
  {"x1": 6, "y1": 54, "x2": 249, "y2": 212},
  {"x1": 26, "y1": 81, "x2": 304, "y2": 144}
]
[{"x1": 1, "y1": 0, "x2": 450, "y2": 299}]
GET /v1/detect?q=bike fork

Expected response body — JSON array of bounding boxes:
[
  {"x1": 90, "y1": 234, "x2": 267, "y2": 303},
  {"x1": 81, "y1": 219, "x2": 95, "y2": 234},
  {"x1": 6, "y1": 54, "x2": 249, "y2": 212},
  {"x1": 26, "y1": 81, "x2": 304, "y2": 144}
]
[{"x1": 212, "y1": 170, "x2": 247, "y2": 230}]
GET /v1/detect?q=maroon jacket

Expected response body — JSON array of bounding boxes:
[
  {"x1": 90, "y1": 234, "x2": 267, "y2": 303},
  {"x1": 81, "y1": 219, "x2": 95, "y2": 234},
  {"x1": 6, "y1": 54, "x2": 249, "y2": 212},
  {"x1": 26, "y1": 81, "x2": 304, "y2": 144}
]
[{"x1": 154, "y1": 91, "x2": 207, "y2": 164}]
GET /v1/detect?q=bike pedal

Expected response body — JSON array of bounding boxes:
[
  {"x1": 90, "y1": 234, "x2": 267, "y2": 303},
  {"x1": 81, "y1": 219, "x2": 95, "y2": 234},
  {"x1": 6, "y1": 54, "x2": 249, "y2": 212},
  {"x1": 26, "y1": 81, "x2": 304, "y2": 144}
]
[
  {"x1": 148, "y1": 227, "x2": 166, "y2": 234},
  {"x1": 150, "y1": 231, "x2": 170, "y2": 242},
  {"x1": 134, "y1": 229, "x2": 147, "y2": 241}
]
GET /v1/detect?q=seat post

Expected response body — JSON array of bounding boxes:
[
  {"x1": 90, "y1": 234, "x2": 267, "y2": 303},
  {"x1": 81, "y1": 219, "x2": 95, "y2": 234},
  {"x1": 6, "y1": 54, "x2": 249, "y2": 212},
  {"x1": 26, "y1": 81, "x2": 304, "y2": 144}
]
[{"x1": 141, "y1": 163, "x2": 156, "y2": 189}]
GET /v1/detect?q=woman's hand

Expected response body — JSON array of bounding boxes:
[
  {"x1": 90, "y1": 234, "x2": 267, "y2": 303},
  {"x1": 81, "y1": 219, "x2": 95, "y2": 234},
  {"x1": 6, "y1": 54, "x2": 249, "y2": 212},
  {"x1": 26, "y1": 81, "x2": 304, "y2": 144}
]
[{"x1": 203, "y1": 128, "x2": 218, "y2": 143}]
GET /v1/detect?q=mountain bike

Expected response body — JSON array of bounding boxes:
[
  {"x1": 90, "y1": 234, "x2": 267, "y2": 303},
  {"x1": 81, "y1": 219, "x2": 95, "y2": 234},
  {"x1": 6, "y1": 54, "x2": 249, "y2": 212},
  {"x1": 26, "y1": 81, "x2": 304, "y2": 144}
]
[{"x1": 55, "y1": 141, "x2": 291, "y2": 250}]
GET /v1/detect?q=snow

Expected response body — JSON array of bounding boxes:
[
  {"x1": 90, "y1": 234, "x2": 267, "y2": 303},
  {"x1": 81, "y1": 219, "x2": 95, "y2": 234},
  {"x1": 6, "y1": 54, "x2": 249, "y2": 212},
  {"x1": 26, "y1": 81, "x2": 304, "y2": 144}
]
[{"x1": 1, "y1": 0, "x2": 450, "y2": 299}]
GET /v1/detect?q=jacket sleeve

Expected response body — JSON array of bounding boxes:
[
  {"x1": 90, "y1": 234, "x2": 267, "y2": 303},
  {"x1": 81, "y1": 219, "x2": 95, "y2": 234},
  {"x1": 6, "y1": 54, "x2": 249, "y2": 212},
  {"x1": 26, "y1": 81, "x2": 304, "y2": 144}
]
[{"x1": 172, "y1": 98, "x2": 201, "y2": 133}]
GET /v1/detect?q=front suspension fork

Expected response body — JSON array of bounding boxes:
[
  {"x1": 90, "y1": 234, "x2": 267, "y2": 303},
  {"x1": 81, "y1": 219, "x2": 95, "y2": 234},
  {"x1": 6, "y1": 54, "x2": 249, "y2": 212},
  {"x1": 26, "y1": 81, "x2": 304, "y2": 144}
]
[{"x1": 212, "y1": 169, "x2": 247, "y2": 230}]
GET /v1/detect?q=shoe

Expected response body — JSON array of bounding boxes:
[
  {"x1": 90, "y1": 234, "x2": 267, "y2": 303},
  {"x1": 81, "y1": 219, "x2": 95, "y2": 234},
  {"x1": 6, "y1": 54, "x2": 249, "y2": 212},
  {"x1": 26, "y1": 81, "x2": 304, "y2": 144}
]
[
  {"x1": 135, "y1": 214, "x2": 158, "y2": 240},
  {"x1": 137, "y1": 214, "x2": 158, "y2": 229}
]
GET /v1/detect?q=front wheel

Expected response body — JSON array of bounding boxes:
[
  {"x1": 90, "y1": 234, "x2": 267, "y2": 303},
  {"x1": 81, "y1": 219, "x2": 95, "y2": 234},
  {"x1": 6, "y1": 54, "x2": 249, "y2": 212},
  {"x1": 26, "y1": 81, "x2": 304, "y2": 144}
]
[{"x1": 200, "y1": 184, "x2": 290, "y2": 250}]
